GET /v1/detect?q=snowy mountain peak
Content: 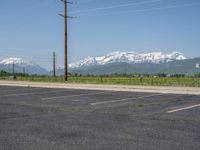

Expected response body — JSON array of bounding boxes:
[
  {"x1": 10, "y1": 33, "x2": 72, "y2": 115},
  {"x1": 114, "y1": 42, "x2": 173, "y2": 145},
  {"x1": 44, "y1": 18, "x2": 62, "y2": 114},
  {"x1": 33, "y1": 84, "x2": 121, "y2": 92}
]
[
  {"x1": 69, "y1": 51, "x2": 187, "y2": 68},
  {"x1": 0, "y1": 58, "x2": 22, "y2": 65},
  {"x1": 0, "y1": 57, "x2": 35, "y2": 66},
  {"x1": 167, "y1": 51, "x2": 186, "y2": 60},
  {"x1": 0, "y1": 57, "x2": 48, "y2": 75}
]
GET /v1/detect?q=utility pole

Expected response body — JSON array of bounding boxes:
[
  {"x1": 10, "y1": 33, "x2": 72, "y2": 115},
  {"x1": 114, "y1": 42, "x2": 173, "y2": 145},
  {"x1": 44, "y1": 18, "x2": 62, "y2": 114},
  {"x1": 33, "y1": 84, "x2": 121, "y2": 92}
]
[
  {"x1": 64, "y1": 0, "x2": 68, "y2": 81},
  {"x1": 12, "y1": 59, "x2": 15, "y2": 75},
  {"x1": 59, "y1": 0, "x2": 73, "y2": 81},
  {"x1": 53, "y1": 51, "x2": 56, "y2": 77},
  {"x1": 12, "y1": 58, "x2": 15, "y2": 79},
  {"x1": 124, "y1": 62, "x2": 127, "y2": 76},
  {"x1": 196, "y1": 63, "x2": 199, "y2": 87},
  {"x1": 23, "y1": 67, "x2": 25, "y2": 75}
]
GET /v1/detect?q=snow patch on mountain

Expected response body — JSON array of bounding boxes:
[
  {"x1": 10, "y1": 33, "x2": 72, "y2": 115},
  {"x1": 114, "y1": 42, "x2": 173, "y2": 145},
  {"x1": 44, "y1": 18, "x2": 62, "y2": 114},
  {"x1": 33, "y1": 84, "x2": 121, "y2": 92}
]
[
  {"x1": 0, "y1": 57, "x2": 48, "y2": 75},
  {"x1": 69, "y1": 51, "x2": 187, "y2": 68},
  {"x1": 0, "y1": 58, "x2": 36, "y2": 66}
]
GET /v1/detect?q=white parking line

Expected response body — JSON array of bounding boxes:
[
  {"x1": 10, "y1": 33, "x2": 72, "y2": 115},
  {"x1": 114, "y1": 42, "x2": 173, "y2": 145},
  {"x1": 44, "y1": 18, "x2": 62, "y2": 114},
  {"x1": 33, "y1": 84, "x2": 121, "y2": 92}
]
[
  {"x1": 91, "y1": 93, "x2": 165, "y2": 106},
  {"x1": 3, "y1": 92, "x2": 36, "y2": 97},
  {"x1": 0, "y1": 88, "x2": 36, "y2": 93},
  {"x1": 0, "y1": 87, "x2": 46, "y2": 93},
  {"x1": 41, "y1": 91, "x2": 112, "y2": 100},
  {"x1": 167, "y1": 104, "x2": 200, "y2": 113},
  {"x1": 74, "y1": 99, "x2": 81, "y2": 102},
  {"x1": 2, "y1": 89, "x2": 70, "y2": 97}
]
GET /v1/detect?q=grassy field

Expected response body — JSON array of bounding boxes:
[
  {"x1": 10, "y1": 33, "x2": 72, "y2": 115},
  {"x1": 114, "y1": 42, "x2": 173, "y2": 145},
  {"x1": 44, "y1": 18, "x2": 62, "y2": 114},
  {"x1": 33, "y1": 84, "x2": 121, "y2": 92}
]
[{"x1": 2, "y1": 76, "x2": 199, "y2": 87}]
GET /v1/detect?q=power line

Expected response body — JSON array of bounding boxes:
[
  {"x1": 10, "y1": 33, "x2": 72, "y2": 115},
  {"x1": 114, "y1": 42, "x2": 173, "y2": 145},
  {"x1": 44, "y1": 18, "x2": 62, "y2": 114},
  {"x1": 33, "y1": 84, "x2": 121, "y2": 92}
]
[
  {"x1": 79, "y1": 2, "x2": 200, "y2": 17},
  {"x1": 70, "y1": 0, "x2": 164, "y2": 14}
]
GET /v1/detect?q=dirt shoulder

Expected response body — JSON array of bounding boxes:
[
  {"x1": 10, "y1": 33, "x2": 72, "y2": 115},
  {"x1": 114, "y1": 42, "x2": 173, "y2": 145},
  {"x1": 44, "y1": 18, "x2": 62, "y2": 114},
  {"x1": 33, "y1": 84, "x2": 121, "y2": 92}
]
[{"x1": 0, "y1": 80, "x2": 199, "y2": 95}]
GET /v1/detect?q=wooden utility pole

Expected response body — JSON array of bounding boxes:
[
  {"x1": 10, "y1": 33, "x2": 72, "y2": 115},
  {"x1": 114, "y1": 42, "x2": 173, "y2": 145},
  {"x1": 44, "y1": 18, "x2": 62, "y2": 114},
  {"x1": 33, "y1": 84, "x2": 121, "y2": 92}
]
[
  {"x1": 53, "y1": 51, "x2": 56, "y2": 77},
  {"x1": 12, "y1": 59, "x2": 15, "y2": 76},
  {"x1": 23, "y1": 67, "x2": 25, "y2": 75},
  {"x1": 64, "y1": 0, "x2": 68, "y2": 81},
  {"x1": 59, "y1": 0, "x2": 73, "y2": 81}
]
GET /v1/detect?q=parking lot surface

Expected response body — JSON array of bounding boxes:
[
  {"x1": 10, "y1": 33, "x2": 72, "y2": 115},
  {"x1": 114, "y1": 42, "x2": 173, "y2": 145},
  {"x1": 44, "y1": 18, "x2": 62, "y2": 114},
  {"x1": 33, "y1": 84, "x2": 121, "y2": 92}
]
[{"x1": 0, "y1": 85, "x2": 200, "y2": 150}]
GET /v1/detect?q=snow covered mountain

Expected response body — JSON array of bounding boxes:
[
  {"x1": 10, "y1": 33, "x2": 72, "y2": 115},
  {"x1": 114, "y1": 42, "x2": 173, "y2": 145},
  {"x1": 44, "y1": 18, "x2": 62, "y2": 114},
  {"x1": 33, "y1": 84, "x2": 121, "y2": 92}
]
[
  {"x1": 69, "y1": 51, "x2": 187, "y2": 68},
  {"x1": 0, "y1": 52, "x2": 188, "y2": 75},
  {"x1": 0, "y1": 58, "x2": 48, "y2": 75}
]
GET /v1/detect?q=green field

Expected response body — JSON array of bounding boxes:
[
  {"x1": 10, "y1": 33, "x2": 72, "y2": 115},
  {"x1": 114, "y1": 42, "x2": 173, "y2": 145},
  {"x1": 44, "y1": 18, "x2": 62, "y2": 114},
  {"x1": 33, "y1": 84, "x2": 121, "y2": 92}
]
[{"x1": 1, "y1": 76, "x2": 199, "y2": 87}]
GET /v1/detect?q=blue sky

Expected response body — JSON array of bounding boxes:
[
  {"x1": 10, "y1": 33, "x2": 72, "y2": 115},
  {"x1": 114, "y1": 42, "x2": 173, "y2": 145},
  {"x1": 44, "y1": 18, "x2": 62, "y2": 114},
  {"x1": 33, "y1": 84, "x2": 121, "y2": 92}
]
[{"x1": 0, "y1": 0, "x2": 200, "y2": 69}]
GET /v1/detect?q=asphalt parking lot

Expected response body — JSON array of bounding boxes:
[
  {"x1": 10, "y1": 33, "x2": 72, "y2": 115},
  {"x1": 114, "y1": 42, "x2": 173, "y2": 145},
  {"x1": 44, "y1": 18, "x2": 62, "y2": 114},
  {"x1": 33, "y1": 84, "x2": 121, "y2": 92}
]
[{"x1": 0, "y1": 85, "x2": 200, "y2": 150}]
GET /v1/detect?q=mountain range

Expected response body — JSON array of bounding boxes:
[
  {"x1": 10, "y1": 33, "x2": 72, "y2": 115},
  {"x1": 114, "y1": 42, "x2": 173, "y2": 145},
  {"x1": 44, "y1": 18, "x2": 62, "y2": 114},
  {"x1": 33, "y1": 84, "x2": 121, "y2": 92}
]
[
  {"x1": 0, "y1": 58, "x2": 48, "y2": 75},
  {"x1": 69, "y1": 51, "x2": 187, "y2": 68},
  {"x1": 69, "y1": 51, "x2": 200, "y2": 75},
  {"x1": 1, "y1": 51, "x2": 200, "y2": 75}
]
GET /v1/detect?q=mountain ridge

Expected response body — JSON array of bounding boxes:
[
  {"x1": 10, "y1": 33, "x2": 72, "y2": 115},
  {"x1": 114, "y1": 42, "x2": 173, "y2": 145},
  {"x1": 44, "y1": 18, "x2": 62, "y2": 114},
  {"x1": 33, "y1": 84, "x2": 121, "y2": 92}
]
[
  {"x1": 69, "y1": 57, "x2": 200, "y2": 75},
  {"x1": 1, "y1": 51, "x2": 198, "y2": 76},
  {"x1": 69, "y1": 51, "x2": 187, "y2": 68},
  {"x1": 0, "y1": 57, "x2": 48, "y2": 75}
]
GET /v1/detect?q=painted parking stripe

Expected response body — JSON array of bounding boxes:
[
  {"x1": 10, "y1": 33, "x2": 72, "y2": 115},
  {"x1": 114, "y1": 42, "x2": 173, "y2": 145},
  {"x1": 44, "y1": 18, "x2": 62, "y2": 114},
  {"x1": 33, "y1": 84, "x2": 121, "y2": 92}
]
[
  {"x1": 0, "y1": 87, "x2": 44, "y2": 93},
  {"x1": 167, "y1": 104, "x2": 200, "y2": 113},
  {"x1": 3, "y1": 92, "x2": 37, "y2": 97},
  {"x1": 91, "y1": 93, "x2": 165, "y2": 105},
  {"x1": 2, "y1": 89, "x2": 70, "y2": 97},
  {"x1": 0, "y1": 88, "x2": 34, "y2": 92},
  {"x1": 41, "y1": 91, "x2": 112, "y2": 100}
]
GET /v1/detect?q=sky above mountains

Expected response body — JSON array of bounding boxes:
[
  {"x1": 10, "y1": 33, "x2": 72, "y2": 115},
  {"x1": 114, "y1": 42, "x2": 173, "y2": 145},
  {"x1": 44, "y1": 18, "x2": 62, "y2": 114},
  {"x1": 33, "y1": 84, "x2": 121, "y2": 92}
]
[{"x1": 0, "y1": 0, "x2": 200, "y2": 69}]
